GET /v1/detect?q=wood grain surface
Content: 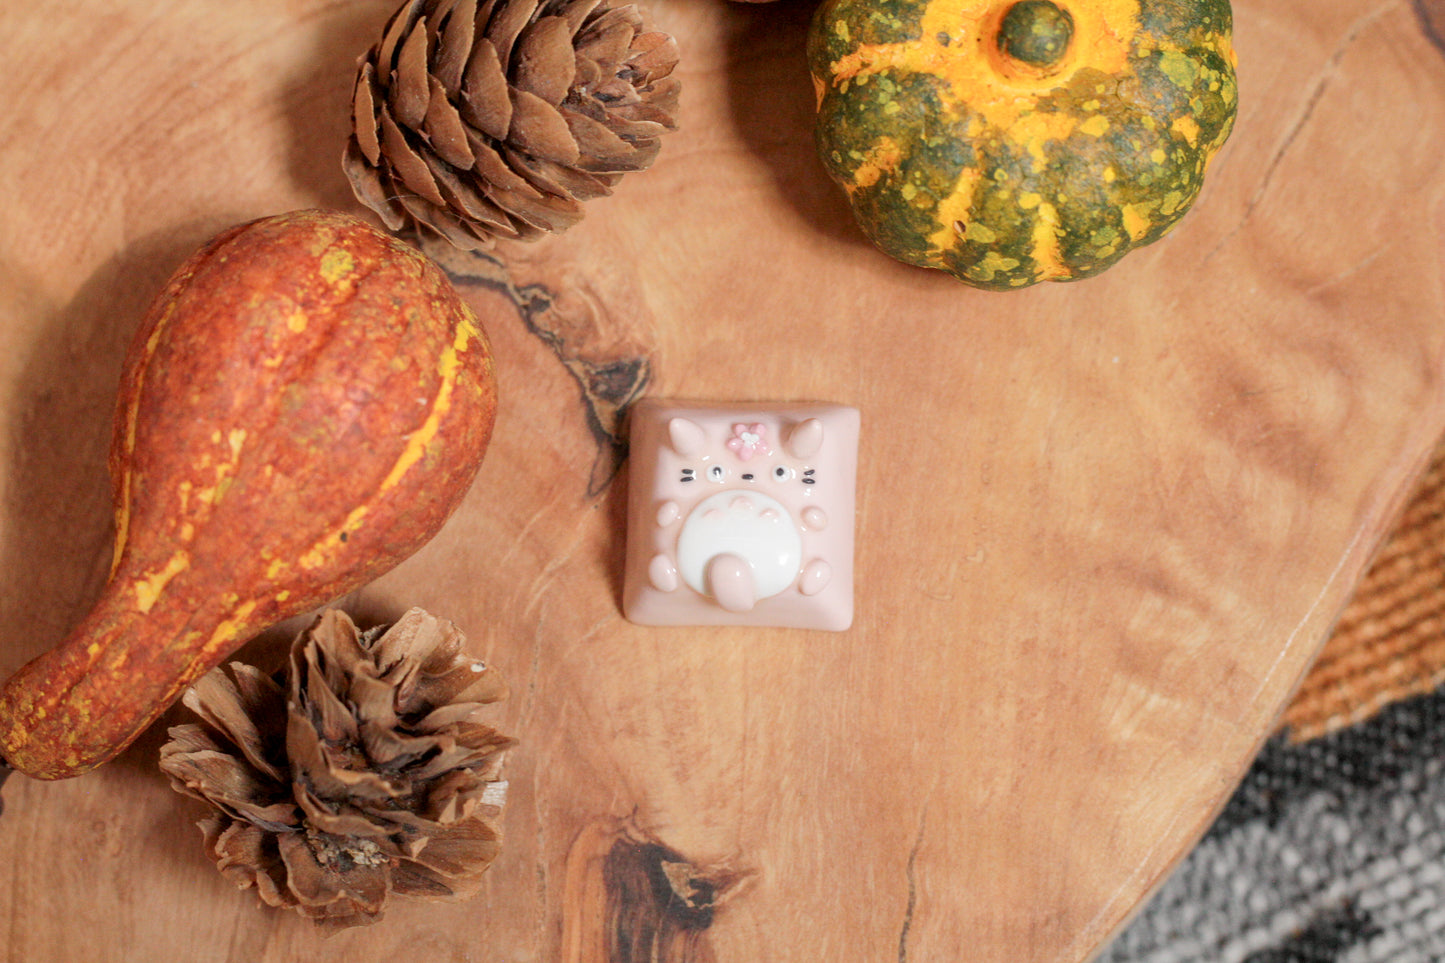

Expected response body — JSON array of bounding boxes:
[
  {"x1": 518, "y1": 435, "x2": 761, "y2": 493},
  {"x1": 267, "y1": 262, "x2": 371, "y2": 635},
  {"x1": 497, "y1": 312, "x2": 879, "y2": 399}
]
[{"x1": 1, "y1": 0, "x2": 1444, "y2": 961}]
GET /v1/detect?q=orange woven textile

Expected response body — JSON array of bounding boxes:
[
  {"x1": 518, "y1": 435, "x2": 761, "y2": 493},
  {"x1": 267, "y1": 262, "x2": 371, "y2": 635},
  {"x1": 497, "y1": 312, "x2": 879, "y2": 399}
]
[{"x1": 1284, "y1": 440, "x2": 1445, "y2": 741}]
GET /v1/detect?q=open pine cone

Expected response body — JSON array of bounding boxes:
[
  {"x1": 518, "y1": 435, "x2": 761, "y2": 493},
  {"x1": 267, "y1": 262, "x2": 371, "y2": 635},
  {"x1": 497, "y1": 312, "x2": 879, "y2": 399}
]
[
  {"x1": 344, "y1": 0, "x2": 681, "y2": 249},
  {"x1": 160, "y1": 608, "x2": 512, "y2": 931}
]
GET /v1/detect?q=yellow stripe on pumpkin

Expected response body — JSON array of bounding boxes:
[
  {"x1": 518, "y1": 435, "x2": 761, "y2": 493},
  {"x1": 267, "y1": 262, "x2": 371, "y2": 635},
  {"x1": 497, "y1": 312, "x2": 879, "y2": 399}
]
[
  {"x1": 829, "y1": 0, "x2": 1141, "y2": 135},
  {"x1": 1029, "y1": 201, "x2": 1067, "y2": 279},
  {"x1": 928, "y1": 167, "x2": 985, "y2": 255},
  {"x1": 380, "y1": 305, "x2": 479, "y2": 492},
  {"x1": 295, "y1": 307, "x2": 483, "y2": 573}
]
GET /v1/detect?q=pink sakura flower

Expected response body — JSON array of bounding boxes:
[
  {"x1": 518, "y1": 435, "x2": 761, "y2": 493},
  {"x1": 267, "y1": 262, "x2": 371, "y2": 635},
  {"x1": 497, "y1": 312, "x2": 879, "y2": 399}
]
[{"x1": 726, "y1": 422, "x2": 770, "y2": 461}]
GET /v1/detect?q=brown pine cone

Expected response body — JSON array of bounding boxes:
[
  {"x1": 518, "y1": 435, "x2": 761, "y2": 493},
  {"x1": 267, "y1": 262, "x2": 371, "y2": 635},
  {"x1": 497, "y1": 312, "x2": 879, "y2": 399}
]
[
  {"x1": 344, "y1": 0, "x2": 681, "y2": 250},
  {"x1": 160, "y1": 608, "x2": 512, "y2": 931}
]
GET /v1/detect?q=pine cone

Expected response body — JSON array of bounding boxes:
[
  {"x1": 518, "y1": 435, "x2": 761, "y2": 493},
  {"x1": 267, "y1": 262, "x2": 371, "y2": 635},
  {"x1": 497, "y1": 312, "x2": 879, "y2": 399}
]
[
  {"x1": 344, "y1": 0, "x2": 681, "y2": 249},
  {"x1": 160, "y1": 608, "x2": 512, "y2": 931}
]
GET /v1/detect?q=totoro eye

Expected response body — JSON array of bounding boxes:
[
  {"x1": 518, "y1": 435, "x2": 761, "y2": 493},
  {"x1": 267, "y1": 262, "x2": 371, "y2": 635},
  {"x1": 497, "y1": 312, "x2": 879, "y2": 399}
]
[
  {"x1": 771, "y1": 465, "x2": 794, "y2": 482},
  {"x1": 706, "y1": 464, "x2": 727, "y2": 483}
]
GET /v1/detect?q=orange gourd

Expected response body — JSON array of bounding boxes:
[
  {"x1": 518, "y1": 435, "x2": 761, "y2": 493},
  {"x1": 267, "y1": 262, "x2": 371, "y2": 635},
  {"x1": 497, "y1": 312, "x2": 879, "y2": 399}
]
[{"x1": 0, "y1": 209, "x2": 498, "y2": 780}]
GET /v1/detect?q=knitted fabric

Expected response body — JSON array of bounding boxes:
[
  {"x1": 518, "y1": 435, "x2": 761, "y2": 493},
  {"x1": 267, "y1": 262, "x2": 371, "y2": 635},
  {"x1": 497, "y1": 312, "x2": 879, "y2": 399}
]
[
  {"x1": 1100, "y1": 439, "x2": 1445, "y2": 962},
  {"x1": 1099, "y1": 689, "x2": 1445, "y2": 962}
]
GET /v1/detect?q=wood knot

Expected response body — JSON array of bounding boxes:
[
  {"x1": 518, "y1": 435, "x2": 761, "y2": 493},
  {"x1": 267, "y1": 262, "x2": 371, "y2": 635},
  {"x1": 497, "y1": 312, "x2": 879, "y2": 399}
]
[{"x1": 563, "y1": 820, "x2": 749, "y2": 963}]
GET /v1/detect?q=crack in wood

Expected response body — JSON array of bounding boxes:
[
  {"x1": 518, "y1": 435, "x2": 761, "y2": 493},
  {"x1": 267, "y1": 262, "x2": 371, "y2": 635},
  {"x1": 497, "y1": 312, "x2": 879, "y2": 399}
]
[
  {"x1": 414, "y1": 235, "x2": 651, "y2": 498},
  {"x1": 898, "y1": 804, "x2": 929, "y2": 963},
  {"x1": 1205, "y1": 0, "x2": 1403, "y2": 263}
]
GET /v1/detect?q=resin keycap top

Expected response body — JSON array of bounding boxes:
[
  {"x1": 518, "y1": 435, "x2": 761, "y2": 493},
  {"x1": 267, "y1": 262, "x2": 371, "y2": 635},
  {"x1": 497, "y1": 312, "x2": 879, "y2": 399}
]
[{"x1": 623, "y1": 400, "x2": 859, "y2": 630}]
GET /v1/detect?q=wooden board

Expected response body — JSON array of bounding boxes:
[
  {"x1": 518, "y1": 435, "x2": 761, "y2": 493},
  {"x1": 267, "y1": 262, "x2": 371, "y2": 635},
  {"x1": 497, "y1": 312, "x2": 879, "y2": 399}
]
[{"x1": 1, "y1": 0, "x2": 1444, "y2": 960}]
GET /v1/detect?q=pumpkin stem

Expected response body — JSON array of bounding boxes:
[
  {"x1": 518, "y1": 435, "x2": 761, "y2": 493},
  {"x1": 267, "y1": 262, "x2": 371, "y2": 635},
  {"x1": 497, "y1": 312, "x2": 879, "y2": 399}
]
[{"x1": 996, "y1": 0, "x2": 1075, "y2": 69}]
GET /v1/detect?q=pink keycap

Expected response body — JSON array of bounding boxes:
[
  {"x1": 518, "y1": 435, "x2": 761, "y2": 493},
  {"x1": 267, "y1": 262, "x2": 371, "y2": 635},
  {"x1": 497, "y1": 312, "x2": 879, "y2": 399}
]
[{"x1": 623, "y1": 400, "x2": 859, "y2": 630}]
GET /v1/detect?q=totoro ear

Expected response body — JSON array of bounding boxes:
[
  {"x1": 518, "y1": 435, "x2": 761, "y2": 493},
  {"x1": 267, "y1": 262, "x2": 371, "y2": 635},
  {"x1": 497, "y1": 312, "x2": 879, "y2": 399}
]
[
  {"x1": 785, "y1": 418, "x2": 824, "y2": 459},
  {"x1": 667, "y1": 417, "x2": 706, "y2": 456}
]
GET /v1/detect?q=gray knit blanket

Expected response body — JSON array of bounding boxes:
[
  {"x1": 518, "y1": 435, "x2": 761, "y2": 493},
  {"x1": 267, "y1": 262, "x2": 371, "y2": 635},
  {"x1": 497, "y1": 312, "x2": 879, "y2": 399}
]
[{"x1": 1098, "y1": 684, "x2": 1445, "y2": 962}]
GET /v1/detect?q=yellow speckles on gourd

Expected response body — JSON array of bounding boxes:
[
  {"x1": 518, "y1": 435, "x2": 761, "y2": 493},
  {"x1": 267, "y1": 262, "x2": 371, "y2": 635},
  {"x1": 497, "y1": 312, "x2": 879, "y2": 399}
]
[
  {"x1": 1019, "y1": 191, "x2": 1043, "y2": 209},
  {"x1": 1157, "y1": 48, "x2": 1199, "y2": 88},
  {"x1": 853, "y1": 137, "x2": 904, "y2": 188},
  {"x1": 964, "y1": 221, "x2": 996, "y2": 243},
  {"x1": 974, "y1": 250, "x2": 1022, "y2": 282},
  {"x1": 319, "y1": 247, "x2": 356, "y2": 286},
  {"x1": 1078, "y1": 114, "x2": 1110, "y2": 137},
  {"x1": 186, "y1": 428, "x2": 247, "y2": 510},
  {"x1": 305, "y1": 231, "x2": 335, "y2": 259},
  {"x1": 1150, "y1": 147, "x2": 1167, "y2": 164},
  {"x1": 1120, "y1": 202, "x2": 1154, "y2": 240},
  {"x1": 1171, "y1": 114, "x2": 1200, "y2": 146},
  {"x1": 206, "y1": 600, "x2": 259, "y2": 651},
  {"x1": 1091, "y1": 223, "x2": 1121, "y2": 258},
  {"x1": 227, "y1": 429, "x2": 246, "y2": 461},
  {"x1": 1010, "y1": 110, "x2": 1079, "y2": 163},
  {"x1": 286, "y1": 310, "x2": 308, "y2": 333},
  {"x1": 298, "y1": 506, "x2": 370, "y2": 571},
  {"x1": 133, "y1": 550, "x2": 191, "y2": 613},
  {"x1": 834, "y1": 17, "x2": 850, "y2": 41}
]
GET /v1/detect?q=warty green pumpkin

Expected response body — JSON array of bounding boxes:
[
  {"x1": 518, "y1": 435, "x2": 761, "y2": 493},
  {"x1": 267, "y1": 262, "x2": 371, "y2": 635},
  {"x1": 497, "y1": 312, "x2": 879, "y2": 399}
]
[{"x1": 807, "y1": 0, "x2": 1238, "y2": 289}]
